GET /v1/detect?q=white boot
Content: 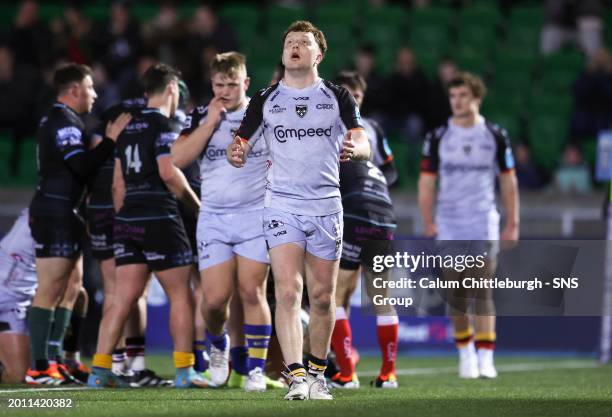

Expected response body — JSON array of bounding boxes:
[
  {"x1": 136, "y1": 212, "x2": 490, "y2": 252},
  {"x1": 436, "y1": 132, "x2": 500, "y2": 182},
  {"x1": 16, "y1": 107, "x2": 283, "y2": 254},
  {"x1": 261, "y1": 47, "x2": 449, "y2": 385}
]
[
  {"x1": 458, "y1": 342, "x2": 479, "y2": 379},
  {"x1": 477, "y1": 348, "x2": 498, "y2": 379}
]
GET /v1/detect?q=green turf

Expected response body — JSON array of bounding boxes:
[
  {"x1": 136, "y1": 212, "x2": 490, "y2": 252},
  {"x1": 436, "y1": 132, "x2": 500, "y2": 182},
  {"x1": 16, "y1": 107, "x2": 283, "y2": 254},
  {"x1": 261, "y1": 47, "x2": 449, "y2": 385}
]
[{"x1": 0, "y1": 356, "x2": 611, "y2": 417}]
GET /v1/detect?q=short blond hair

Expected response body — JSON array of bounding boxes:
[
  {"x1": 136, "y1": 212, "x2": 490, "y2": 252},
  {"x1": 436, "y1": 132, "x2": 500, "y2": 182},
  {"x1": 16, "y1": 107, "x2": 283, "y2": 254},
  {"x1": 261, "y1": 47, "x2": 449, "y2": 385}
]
[{"x1": 210, "y1": 51, "x2": 247, "y2": 77}]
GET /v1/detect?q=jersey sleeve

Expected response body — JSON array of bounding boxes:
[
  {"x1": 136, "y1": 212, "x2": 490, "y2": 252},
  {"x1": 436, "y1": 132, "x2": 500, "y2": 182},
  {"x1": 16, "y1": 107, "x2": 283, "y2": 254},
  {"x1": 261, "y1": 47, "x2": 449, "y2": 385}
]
[
  {"x1": 236, "y1": 88, "x2": 268, "y2": 145},
  {"x1": 420, "y1": 129, "x2": 441, "y2": 174},
  {"x1": 335, "y1": 85, "x2": 364, "y2": 131},
  {"x1": 370, "y1": 119, "x2": 394, "y2": 166},
  {"x1": 180, "y1": 105, "x2": 208, "y2": 137},
  {"x1": 490, "y1": 124, "x2": 515, "y2": 173},
  {"x1": 55, "y1": 123, "x2": 86, "y2": 161},
  {"x1": 155, "y1": 119, "x2": 180, "y2": 159}
]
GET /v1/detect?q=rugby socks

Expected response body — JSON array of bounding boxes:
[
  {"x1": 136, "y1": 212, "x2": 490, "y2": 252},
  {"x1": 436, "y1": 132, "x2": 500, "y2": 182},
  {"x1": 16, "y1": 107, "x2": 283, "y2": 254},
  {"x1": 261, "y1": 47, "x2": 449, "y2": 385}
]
[
  {"x1": 92, "y1": 354, "x2": 112, "y2": 370},
  {"x1": 173, "y1": 351, "x2": 195, "y2": 369},
  {"x1": 244, "y1": 324, "x2": 272, "y2": 372},
  {"x1": 193, "y1": 339, "x2": 209, "y2": 372},
  {"x1": 331, "y1": 307, "x2": 355, "y2": 378},
  {"x1": 454, "y1": 326, "x2": 475, "y2": 349},
  {"x1": 112, "y1": 348, "x2": 127, "y2": 374},
  {"x1": 48, "y1": 307, "x2": 72, "y2": 362},
  {"x1": 125, "y1": 337, "x2": 146, "y2": 372},
  {"x1": 27, "y1": 307, "x2": 54, "y2": 371},
  {"x1": 475, "y1": 332, "x2": 496, "y2": 351},
  {"x1": 287, "y1": 363, "x2": 307, "y2": 380},
  {"x1": 376, "y1": 315, "x2": 399, "y2": 376},
  {"x1": 206, "y1": 330, "x2": 228, "y2": 351},
  {"x1": 63, "y1": 311, "x2": 84, "y2": 359},
  {"x1": 307, "y1": 355, "x2": 328, "y2": 378},
  {"x1": 230, "y1": 346, "x2": 249, "y2": 376}
]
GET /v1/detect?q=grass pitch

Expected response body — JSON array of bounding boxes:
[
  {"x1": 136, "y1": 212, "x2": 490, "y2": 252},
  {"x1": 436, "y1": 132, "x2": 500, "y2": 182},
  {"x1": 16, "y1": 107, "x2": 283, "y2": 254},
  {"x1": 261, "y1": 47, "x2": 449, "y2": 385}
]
[{"x1": 0, "y1": 355, "x2": 610, "y2": 417}]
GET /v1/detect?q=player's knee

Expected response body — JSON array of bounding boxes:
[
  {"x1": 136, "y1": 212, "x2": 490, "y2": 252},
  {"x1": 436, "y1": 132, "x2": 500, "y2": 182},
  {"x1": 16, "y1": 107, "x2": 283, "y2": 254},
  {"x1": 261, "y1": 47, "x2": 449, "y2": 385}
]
[
  {"x1": 275, "y1": 288, "x2": 301, "y2": 309},
  {"x1": 310, "y1": 291, "x2": 333, "y2": 313},
  {"x1": 238, "y1": 284, "x2": 264, "y2": 307},
  {"x1": 203, "y1": 291, "x2": 230, "y2": 312}
]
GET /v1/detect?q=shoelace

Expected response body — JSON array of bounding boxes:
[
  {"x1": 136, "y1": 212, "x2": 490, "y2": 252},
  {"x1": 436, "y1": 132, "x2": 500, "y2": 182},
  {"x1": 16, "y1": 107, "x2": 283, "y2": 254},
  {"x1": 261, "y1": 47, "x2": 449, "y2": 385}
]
[
  {"x1": 311, "y1": 375, "x2": 331, "y2": 395},
  {"x1": 209, "y1": 346, "x2": 225, "y2": 368}
]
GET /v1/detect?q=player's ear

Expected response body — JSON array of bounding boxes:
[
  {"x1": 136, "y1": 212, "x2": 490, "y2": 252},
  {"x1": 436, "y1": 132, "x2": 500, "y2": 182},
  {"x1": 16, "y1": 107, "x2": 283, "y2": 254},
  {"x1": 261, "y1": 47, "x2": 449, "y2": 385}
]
[{"x1": 244, "y1": 76, "x2": 251, "y2": 91}]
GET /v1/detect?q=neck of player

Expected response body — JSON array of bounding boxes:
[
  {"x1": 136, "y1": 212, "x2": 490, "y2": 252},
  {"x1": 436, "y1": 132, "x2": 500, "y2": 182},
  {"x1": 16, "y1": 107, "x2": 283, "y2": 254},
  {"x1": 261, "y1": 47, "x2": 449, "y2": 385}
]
[
  {"x1": 57, "y1": 95, "x2": 82, "y2": 114},
  {"x1": 452, "y1": 110, "x2": 480, "y2": 128},
  {"x1": 147, "y1": 95, "x2": 172, "y2": 118},
  {"x1": 283, "y1": 67, "x2": 318, "y2": 89}
]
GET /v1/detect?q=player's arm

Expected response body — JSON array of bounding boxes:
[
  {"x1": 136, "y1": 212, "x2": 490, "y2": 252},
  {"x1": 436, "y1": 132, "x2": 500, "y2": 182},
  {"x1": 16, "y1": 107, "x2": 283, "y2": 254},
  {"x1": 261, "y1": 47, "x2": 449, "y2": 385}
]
[
  {"x1": 172, "y1": 98, "x2": 226, "y2": 168},
  {"x1": 112, "y1": 158, "x2": 125, "y2": 213},
  {"x1": 372, "y1": 121, "x2": 398, "y2": 186},
  {"x1": 494, "y1": 125, "x2": 519, "y2": 241},
  {"x1": 158, "y1": 155, "x2": 200, "y2": 215},
  {"x1": 418, "y1": 130, "x2": 440, "y2": 237},
  {"x1": 335, "y1": 83, "x2": 370, "y2": 162},
  {"x1": 63, "y1": 113, "x2": 131, "y2": 178},
  {"x1": 418, "y1": 173, "x2": 437, "y2": 237},
  {"x1": 229, "y1": 89, "x2": 266, "y2": 168}
]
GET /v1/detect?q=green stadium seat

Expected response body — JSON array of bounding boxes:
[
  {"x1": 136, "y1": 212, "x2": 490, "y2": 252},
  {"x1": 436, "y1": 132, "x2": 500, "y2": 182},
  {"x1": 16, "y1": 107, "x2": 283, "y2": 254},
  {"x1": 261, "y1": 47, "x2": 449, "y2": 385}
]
[
  {"x1": 387, "y1": 140, "x2": 421, "y2": 189},
  {"x1": 529, "y1": 94, "x2": 572, "y2": 118},
  {"x1": 458, "y1": 4, "x2": 501, "y2": 28},
  {"x1": 508, "y1": 5, "x2": 544, "y2": 28},
  {"x1": 457, "y1": 25, "x2": 498, "y2": 53},
  {"x1": 315, "y1": 3, "x2": 358, "y2": 27},
  {"x1": 538, "y1": 69, "x2": 578, "y2": 95},
  {"x1": 456, "y1": 54, "x2": 490, "y2": 77},
  {"x1": 0, "y1": 4, "x2": 15, "y2": 28},
  {"x1": 131, "y1": 4, "x2": 158, "y2": 23},
  {"x1": 219, "y1": 4, "x2": 259, "y2": 31},
  {"x1": 409, "y1": 25, "x2": 451, "y2": 58},
  {"x1": 540, "y1": 50, "x2": 584, "y2": 76},
  {"x1": 362, "y1": 4, "x2": 409, "y2": 27},
  {"x1": 410, "y1": 6, "x2": 453, "y2": 27},
  {"x1": 38, "y1": 4, "x2": 63, "y2": 22},
  {"x1": 267, "y1": 4, "x2": 308, "y2": 35},
  {"x1": 485, "y1": 111, "x2": 521, "y2": 142},
  {"x1": 83, "y1": 4, "x2": 108, "y2": 23}
]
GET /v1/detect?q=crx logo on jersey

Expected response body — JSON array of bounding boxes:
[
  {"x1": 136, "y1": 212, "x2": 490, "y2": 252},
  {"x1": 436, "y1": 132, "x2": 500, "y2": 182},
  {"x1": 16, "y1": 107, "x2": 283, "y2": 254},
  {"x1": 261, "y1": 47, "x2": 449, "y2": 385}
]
[{"x1": 295, "y1": 105, "x2": 308, "y2": 118}]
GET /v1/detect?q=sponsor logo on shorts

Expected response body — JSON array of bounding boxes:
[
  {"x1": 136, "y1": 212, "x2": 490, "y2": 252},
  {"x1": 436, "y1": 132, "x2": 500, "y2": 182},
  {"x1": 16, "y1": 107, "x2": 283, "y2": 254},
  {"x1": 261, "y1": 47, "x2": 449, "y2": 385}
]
[
  {"x1": 144, "y1": 251, "x2": 166, "y2": 261},
  {"x1": 273, "y1": 125, "x2": 333, "y2": 143},
  {"x1": 266, "y1": 219, "x2": 284, "y2": 230}
]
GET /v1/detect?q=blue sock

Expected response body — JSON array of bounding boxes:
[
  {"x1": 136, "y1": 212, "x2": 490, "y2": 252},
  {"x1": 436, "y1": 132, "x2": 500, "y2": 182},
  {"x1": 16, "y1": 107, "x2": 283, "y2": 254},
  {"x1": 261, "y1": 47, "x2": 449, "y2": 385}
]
[
  {"x1": 205, "y1": 330, "x2": 227, "y2": 351},
  {"x1": 244, "y1": 324, "x2": 272, "y2": 372},
  {"x1": 230, "y1": 346, "x2": 249, "y2": 376},
  {"x1": 193, "y1": 340, "x2": 208, "y2": 372}
]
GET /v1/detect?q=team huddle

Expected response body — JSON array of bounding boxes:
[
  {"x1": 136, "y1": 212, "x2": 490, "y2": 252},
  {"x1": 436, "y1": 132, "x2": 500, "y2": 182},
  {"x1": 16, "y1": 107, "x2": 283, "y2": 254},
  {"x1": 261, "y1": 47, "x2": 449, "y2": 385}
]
[{"x1": 0, "y1": 20, "x2": 518, "y2": 400}]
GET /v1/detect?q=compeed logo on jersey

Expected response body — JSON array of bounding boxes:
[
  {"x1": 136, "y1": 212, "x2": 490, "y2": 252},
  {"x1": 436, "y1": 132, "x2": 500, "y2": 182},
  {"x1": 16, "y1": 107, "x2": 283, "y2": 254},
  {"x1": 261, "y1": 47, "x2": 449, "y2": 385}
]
[{"x1": 295, "y1": 105, "x2": 308, "y2": 118}]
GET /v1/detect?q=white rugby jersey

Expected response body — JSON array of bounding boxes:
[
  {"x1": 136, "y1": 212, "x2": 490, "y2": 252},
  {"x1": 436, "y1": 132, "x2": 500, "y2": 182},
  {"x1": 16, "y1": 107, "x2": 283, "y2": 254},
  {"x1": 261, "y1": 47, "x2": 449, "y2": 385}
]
[
  {"x1": 420, "y1": 117, "x2": 515, "y2": 240},
  {"x1": 180, "y1": 100, "x2": 269, "y2": 213},
  {"x1": 236, "y1": 78, "x2": 364, "y2": 216},
  {"x1": 0, "y1": 208, "x2": 37, "y2": 309}
]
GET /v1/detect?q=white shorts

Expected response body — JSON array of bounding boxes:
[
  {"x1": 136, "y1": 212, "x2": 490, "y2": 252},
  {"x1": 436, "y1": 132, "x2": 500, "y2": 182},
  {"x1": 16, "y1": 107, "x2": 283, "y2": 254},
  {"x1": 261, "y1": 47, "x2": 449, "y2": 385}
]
[
  {"x1": 196, "y1": 210, "x2": 269, "y2": 270},
  {"x1": 0, "y1": 307, "x2": 28, "y2": 335},
  {"x1": 263, "y1": 207, "x2": 343, "y2": 261}
]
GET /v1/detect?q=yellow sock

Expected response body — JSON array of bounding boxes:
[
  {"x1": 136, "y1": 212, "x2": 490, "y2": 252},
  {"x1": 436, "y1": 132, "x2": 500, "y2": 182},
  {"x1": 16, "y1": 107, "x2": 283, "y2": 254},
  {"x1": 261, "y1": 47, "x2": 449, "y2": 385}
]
[
  {"x1": 92, "y1": 353, "x2": 112, "y2": 370},
  {"x1": 173, "y1": 351, "x2": 195, "y2": 369},
  {"x1": 454, "y1": 326, "x2": 474, "y2": 348}
]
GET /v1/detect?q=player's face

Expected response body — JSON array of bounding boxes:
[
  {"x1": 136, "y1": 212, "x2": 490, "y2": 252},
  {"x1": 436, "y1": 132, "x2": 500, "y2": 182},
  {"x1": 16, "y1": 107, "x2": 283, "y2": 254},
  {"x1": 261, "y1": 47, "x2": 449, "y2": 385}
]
[
  {"x1": 76, "y1": 75, "x2": 97, "y2": 114},
  {"x1": 342, "y1": 85, "x2": 364, "y2": 109},
  {"x1": 449, "y1": 85, "x2": 480, "y2": 118},
  {"x1": 282, "y1": 31, "x2": 322, "y2": 71},
  {"x1": 211, "y1": 70, "x2": 249, "y2": 111}
]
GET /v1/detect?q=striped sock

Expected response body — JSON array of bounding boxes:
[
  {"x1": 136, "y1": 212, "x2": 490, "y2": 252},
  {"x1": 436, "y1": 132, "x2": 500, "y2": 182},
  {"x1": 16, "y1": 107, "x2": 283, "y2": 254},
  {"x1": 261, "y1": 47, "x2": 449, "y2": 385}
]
[
  {"x1": 230, "y1": 346, "x2": 249, "y2": 376},
  {"x1": 454, "y1": 327, "x2": 474, "y2": 348},
  {"x1": 244, "y1": 324, "x2": 272, "y2": 372},
  {"x1": 205, "y1": 330, "x2": 227, "y2": 351},
  {"x1": 126, "y1": 337, "x2": 146, "y2": 372},
  {"x1": 112, "y1": 348, "x2": 126, "y2": 374},
  {"x1": 475, "y1": 332, "x2": 496, "y2": 350},
  {"x1": 307, "y1": 355, "x2": 328, "y2": 377},
  {"x1": 287, "y1": 363, "x2": 306, "y2": 379}
]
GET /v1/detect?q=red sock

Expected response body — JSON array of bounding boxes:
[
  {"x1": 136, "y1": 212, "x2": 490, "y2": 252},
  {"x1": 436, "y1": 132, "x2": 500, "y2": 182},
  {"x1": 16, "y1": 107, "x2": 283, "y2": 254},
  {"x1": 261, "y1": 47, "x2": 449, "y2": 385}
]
[
  {"x1": 377, "y1": 316, "x2": 399, "y2": 376},
  {"x1": 331, "y1": 307, "x2": 354, "y2": 378}
]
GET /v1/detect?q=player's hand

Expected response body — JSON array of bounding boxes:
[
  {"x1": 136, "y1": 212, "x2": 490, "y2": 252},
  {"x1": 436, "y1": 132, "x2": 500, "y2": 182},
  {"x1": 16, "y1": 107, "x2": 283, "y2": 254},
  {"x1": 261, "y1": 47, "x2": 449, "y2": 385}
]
[
  {"x1": 423, "y1": 222, "x2": 437, "y2": 238},
  {"x1": 340, "y1": 130, "x2": 356, "y2": 162},
  {"x1": 228, "y1": 136, "x2": 246, "y2": 168},
  {"x1": 105, "y1": 113, "x2": 132, "y2": 142},
  {"x1": 501, "y1": 223, "x2": 519, "y2": 250},
  {"x1": 207, "y1": 96, "x2": 227, "y2": 125}
]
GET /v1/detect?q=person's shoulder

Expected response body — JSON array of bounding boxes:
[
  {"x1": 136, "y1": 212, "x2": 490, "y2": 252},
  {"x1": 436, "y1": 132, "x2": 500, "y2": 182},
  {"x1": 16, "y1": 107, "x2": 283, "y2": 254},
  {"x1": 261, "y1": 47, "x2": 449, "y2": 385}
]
[
  {"x1": 255, "y1": 83, "x2": 281, "y2": 101},
  {"x1": 484, "y1": 119, "x2": 510, "y2": 142},
  {"x1": 425, "y1": 121, "x2": 450, "y2": 141}
]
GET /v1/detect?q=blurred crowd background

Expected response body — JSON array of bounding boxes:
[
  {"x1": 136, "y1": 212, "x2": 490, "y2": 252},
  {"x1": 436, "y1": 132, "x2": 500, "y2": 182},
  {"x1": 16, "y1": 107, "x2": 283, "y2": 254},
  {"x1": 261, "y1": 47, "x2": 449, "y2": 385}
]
[{"x1": 0, "y1": 0, "x2": 611, "y2": 193}]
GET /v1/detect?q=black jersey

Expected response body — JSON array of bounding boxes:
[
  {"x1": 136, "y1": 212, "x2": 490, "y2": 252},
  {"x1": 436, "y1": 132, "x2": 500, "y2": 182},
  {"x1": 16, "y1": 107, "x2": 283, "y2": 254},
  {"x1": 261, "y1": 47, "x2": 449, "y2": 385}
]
[
  {"x1": 91, "y1": 100, "x2": 200, "y2": 206},
  {"x1": 115, "y1": 108, "x2": 182, "y2": 220},
  {"x1": 30, "y1": 102, "x2": 114, "y2": 215},
  {"x1": 90, "y1": 97, "x2": 147, "y2": 207}
]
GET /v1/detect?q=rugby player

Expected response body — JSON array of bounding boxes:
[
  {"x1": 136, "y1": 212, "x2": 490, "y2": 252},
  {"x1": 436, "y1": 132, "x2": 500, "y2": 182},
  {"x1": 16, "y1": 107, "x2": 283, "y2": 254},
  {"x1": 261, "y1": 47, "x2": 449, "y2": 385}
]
[
  {"x1": 228, "y1": 21, "x2": 370, "y2": 400},
  {"x1": 88, "y1": 63, "x2": 205, "y2": 388},
  {"x1": 0, "y1": 209, "x2": 36, "y2": 383},
  {"x1": 27, "y1": 64, "x2": 130, "y2": 385},
  {"x1": 330, "y1": 71, "x2": 400, "y2": 389},
  {"x1": 418, "y1": 72, "x2": 519, "y2": 379},
  {"x1": 91, "y1": 96, "x2": 177, "y2": 387},
  {"x1": 172, "y1": 52, "x2": 272, "y2": 391}
]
